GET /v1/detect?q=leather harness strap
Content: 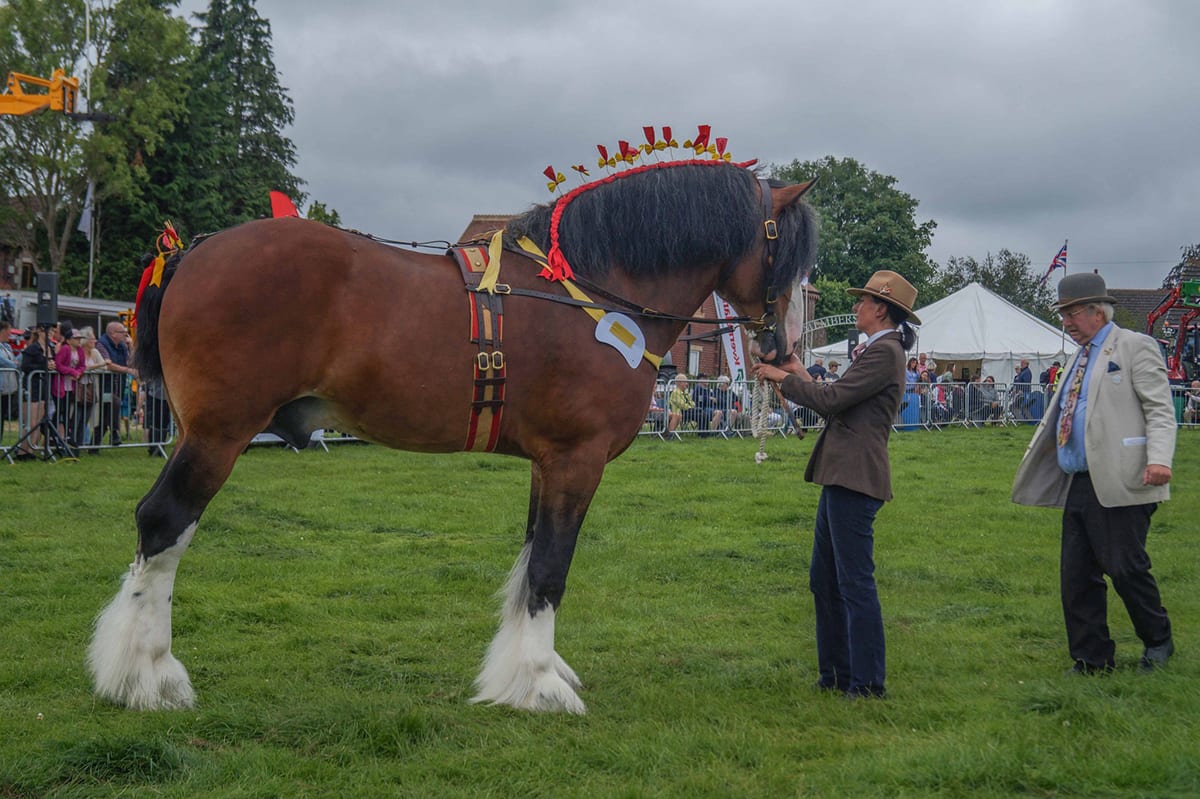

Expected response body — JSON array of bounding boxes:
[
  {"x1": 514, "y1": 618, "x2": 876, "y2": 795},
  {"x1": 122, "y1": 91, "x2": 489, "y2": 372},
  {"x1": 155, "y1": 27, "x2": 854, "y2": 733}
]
[{"x1": 451, "y1": 244, "x2": 505, "y2": 453}]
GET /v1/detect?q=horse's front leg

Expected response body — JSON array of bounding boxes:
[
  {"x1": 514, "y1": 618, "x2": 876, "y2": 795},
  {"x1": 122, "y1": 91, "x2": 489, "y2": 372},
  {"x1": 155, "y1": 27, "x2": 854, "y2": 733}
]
[{"x1": 473, "y1": 456, "x2": 600, "y2": 713}]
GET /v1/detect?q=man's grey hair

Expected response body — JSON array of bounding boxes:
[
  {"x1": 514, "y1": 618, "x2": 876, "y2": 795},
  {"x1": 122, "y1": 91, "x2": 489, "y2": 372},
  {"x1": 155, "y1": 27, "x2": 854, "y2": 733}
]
[{"x1": 1096, "y1": 302, "x2": 1115, "y2": 323}]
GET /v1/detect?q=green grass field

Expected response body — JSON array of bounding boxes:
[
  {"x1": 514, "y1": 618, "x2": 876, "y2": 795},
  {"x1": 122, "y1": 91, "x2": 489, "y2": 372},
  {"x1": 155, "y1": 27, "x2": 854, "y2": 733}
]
[{"x1": 1, "y1": 428, "x2": 1197, "y2": 798}]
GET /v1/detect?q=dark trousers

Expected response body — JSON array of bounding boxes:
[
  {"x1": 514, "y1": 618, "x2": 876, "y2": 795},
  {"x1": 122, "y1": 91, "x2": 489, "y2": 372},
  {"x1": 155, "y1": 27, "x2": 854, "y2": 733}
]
[
  {"x1": 810, "y1": 484, "x2": 886, "y2": 693},
  {"x1": 95, "y1": 377, "x2": 124, "y2": 445},
  {"x1": 1061, "y1": 472, "x2": 1171, "y2": 668}
]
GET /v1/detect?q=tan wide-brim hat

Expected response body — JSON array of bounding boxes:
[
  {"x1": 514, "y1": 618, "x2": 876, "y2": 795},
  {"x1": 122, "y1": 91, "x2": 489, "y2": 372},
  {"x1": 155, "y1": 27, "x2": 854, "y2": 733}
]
[
  {"x1": 846, "y1": 269, "x2": 922, "y2": 325},
  {"x1": 1051, "y1": 272, "x2": 1117, "y2": 310}
]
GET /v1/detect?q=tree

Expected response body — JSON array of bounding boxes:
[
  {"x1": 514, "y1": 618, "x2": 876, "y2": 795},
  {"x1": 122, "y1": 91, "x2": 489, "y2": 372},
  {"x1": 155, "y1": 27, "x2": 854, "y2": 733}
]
[
  {"x1": 772, "y1": 156, "x2": 938, "y2": 298},
  {"x1": 83, "y1": 0, "x2": 195, "y2": 298},
  {"x1": 933, "y1": 250, "x2": 1058, "y2": 324},
  {"x1": 0, "y1": 0, "x2": 92, "y2": 276},
  {"x1": 305, "y1": 200, "x2": 341, "y2": 226},
  {"x1": 182, "y1": 0, "x2": 304, "y2": 234},
  {"x1": 0, "y1": 0, "x2": 193, "y2": 296}
]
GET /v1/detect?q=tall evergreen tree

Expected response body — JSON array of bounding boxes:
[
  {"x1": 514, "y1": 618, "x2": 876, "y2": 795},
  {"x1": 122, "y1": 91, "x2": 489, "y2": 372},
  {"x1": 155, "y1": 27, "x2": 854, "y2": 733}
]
[{"x1": 184, "y1": 0, "x2": 304, "y2": 233}]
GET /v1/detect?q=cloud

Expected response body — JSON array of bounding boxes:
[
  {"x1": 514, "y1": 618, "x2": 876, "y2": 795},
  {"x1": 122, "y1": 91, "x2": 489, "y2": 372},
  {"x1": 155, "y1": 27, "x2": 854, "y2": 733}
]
[{"x1": 179, "y1": 0, "x2": 1200, "y2": 288}]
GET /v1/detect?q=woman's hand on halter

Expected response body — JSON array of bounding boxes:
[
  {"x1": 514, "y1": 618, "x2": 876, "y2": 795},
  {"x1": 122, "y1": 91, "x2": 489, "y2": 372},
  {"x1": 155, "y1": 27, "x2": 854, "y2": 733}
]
[{"x1": 750, "y1": 353, "x2": 807, "y2": 384}]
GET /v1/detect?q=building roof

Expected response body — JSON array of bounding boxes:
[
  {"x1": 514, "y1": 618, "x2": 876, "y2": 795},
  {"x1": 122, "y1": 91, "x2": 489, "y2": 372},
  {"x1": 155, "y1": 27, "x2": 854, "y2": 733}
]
[{"x1": 458, "y1": 214, "x2": 514, "y2": 244}]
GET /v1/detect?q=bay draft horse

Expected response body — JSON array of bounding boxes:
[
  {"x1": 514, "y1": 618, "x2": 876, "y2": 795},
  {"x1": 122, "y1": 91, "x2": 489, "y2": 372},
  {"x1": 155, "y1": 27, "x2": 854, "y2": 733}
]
[{"x1": 88, "y1": 160, "x2": 818, "y2": 713}]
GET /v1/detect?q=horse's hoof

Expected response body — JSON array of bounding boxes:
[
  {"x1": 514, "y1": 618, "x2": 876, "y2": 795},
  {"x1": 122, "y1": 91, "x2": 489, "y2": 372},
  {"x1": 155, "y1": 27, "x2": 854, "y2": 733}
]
[
  {"x1": 472, "y1": 670, "x2": 587, "y2": 714},
  {"x1": 530, "y1": 671, "x2": 587, "y2": 714}
]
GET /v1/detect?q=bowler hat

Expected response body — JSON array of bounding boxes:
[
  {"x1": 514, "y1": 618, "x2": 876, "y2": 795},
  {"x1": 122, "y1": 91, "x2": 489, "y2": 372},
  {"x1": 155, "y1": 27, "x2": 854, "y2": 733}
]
[
  {"x1": 846, "y1": 270, "x2": 922, "y2": 325},
  {"x1": 1052, "y1": 272, "x2": 1117, "y2": 310}
]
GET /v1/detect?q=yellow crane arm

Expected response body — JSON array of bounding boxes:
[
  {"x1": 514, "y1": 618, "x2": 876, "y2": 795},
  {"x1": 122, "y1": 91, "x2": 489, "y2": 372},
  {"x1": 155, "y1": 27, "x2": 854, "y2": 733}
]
[{"x1": 1, "y1": 68, "x2": 79, "y2": 116}]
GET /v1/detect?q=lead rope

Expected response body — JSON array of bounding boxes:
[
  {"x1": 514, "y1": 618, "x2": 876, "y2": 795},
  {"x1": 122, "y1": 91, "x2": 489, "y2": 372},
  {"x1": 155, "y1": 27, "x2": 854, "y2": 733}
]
[
  {"x1": 749, "y1": 279, "x2": 809, "y2": 464},
  {"x1": 751, "y1": 374, "x2": 772, "y2": 463}
]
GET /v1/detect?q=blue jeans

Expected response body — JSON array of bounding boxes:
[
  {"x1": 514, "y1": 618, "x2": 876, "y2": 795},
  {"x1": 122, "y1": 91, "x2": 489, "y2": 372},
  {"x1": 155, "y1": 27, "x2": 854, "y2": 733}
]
[{"x1": 810, "y1": 484, "x2": 886, "y2": 694}]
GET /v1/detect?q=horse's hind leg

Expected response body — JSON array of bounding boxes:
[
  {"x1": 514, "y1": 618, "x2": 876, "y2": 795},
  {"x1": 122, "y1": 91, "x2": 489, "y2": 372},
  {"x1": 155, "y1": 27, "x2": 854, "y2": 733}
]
[
  {"x1": 89, "y1": 437, "x2": 242, "y2": 709},
  {"x1": 473, "y1": 456, "x2": 599, "y2": 714}
]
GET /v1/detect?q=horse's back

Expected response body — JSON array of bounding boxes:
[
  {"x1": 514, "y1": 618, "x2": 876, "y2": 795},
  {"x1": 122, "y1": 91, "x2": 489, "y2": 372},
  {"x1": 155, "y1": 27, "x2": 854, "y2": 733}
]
[{"x1": 159, "y1": 218, "x2": 473, "y2": 449}]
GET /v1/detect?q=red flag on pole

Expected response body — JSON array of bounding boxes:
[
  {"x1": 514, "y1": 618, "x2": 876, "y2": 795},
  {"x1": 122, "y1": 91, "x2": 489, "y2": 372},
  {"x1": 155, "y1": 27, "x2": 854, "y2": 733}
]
[{"x1": 270, "y1": 190, "x2": 300, "y2": 218}]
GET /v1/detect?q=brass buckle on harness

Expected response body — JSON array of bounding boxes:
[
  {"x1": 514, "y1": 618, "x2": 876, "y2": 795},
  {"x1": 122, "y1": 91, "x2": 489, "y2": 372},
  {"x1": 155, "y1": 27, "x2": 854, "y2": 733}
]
[
  {"x1": 763, "y1": 219, "x2": 779, "y2": 240},
  {"x1": 477, "y1": 351, "x2": 505, "y2": 371}
]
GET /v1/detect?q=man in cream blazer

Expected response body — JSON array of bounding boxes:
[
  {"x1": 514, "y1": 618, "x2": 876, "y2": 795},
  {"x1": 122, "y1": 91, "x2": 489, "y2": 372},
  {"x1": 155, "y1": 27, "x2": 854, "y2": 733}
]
[{"x1": 1013, "y1": 273, "x2": 1176, "y2": 674}]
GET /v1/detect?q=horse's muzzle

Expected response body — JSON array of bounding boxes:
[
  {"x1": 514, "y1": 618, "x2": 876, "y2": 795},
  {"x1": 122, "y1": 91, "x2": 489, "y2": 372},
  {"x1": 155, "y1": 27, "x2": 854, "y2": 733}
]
[{"x1": 750, "y1": 328, "x2": 790, "y2": 365}]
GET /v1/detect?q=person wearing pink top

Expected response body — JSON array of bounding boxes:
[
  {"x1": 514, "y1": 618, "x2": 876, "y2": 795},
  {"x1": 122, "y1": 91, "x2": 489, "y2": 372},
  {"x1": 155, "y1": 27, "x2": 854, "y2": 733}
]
[{"x1": 53, "y1": 329, "x2": 87, "y2": 446}]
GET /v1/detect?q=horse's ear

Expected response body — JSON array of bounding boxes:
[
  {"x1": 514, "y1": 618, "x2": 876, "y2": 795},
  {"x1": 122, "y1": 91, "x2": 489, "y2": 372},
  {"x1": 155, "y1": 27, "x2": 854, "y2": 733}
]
[{"x1": 772, "y1": 177, "x2": 818, "y2": 215}]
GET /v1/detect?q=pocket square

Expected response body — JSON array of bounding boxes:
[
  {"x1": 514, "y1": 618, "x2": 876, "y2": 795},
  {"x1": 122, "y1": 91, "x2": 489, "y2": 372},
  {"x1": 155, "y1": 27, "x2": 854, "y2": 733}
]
[{"x1": 1107, "y1": 362, "x2": 1121, "y2": 372}]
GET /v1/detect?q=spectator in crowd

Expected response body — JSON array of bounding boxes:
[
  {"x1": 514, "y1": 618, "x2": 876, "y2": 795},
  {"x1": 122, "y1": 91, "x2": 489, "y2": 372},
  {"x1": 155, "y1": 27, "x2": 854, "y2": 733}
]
[
  {"x1": 1013, "y1": 272, "x2": 1176, "y2": 676},
  {"x1": 712, "y1": 375, "x2": 741, "y2": 433},
  {"x1": 1013, "y1": 359, "x2": 1034, "y2": 419},
  {"x1": 96, "y1": 321, "x2": 135, "y2": 446},
  {"x1": 0, "y1": 292, "x2": 14, "y2": 324},
  {"x1": 646, "y1": 389, "x2": 667, "y2": 433},
  {"x1": 52, "y1": 328, "x2": 86, "y2": 447},
  {"x1": 666, "y1": 377, "x2": 696, "y2": 438},
  {"x1": 77, "y1": 326, "x2": 107, "y2": 450},
  {"x1": 826, "y1": 360, "x2": 841, "y2": 381},
  {"x1": 916, "y1": 369, "x2": 935, "y2": 420},
  {"x1": 917, "y1": 352, "x2": 936, "y2": 377},
  {"x1": 751, "y1": 269, "x2": 921, "y2": 699},
  {"x1": 1183, "y1": 379, "x2": 1200, "y2": 424},
  {"x1": 667, "y1": 376, "x2": 722, "y2": 436},
  {"x1": 905, "y1": 357, "x2": 920, "y2": 387},
  {"x1": 968, "y1": 375, "x2": 1000, "y2": 423},
  {"x1": 807, "y1": 357, "x2": 827, "y2": 381},
  {"x1": 1040, "y1": 361, "x2": 1062, "y2": 390},
  {"x1": 15, "y1": 326, "x2": 50, "y2": 458},
  {"x1": 690, "y1": 374, "x2": 723, "y2": 436},
  {"x1": 0, "y1": 321, "x2": 18, "y2": 439}
]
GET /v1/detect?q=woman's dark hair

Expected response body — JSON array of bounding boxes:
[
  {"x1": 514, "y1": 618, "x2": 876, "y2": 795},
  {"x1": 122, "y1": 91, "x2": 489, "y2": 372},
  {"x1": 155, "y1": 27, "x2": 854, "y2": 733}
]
[{"x1": 880, "y1": 300, "x2": 918, "y2": 350}]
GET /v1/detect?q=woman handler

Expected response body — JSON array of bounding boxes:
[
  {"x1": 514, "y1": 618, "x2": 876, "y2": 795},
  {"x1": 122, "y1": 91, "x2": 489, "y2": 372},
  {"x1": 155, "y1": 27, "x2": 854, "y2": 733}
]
[{"x1": 751, "y1": 270, "x2": 920, "y2": 698}]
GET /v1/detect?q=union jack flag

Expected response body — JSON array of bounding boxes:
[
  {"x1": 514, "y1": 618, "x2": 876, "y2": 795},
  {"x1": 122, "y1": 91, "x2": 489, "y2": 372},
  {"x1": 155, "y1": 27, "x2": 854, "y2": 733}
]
[{"x1": 1039, "y1": 241, "x2": 1068, "y2": 286}]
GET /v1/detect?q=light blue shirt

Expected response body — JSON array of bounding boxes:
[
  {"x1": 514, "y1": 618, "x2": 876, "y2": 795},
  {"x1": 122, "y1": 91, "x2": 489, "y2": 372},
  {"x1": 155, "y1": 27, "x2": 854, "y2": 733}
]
[{"x1": 1056, "y1": 322, "x2": 1114, "y2": 473}]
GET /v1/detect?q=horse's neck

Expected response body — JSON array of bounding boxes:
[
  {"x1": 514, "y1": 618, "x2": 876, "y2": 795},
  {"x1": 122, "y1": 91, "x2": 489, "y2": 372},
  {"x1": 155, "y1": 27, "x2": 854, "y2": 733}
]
[{"x1": 596, "y1": 264, "x2": 723, "y2": 346}]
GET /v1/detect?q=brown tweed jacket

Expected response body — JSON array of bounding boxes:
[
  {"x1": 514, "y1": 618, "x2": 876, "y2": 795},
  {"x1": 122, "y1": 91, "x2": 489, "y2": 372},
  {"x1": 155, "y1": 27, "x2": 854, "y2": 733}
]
[{"x1": 778, "y1": 331, "x2": 906, "y2": 501}]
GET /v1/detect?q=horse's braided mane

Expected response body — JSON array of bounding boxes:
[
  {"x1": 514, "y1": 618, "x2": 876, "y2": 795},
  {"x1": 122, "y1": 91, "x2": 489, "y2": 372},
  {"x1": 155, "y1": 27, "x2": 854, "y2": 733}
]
[{"x1": 504, "y1": 162, "x2": 817, "y2": 288}]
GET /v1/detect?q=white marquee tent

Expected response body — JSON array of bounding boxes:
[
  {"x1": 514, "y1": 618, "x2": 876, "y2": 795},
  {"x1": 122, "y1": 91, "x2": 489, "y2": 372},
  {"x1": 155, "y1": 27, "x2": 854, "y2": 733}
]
[{"x1": 813, "y1": 282, "x2": 1077, "y2": 382}]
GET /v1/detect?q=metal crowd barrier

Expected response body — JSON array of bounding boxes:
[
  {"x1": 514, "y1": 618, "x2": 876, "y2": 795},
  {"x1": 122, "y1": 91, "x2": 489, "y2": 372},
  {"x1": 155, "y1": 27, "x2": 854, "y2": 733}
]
[
  {"x1": 1, "y1": 368, "x2": 175, "y2": 462},
  {"x1": 5, "y1": 366, "x2": 1196, "y2": 461},
  {"x1": 641, "y1": 377, "x2": 796, "y2": 440}
]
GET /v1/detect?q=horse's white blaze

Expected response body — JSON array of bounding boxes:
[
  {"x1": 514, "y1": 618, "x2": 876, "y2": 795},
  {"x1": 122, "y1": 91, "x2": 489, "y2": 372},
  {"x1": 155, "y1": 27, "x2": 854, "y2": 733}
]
[
  {"x1": 472, "y1": 544, "x2": 586, "y2": 714},
  {"x1": 88, "y1": 523, "x2": 197, "y2": 710}
]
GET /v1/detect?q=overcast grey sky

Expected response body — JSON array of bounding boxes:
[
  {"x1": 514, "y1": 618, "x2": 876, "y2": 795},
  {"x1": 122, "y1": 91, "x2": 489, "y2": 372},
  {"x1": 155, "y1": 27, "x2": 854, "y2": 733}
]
[{"x1": 178, "y1": 0, "x2": 1198, "y2": 290}]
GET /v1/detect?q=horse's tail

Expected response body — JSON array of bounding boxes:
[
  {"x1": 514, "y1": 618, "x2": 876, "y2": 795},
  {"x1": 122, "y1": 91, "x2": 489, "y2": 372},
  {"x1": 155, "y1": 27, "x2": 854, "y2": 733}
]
[{"x1": 133, "y1": 249, "x2": 187, "y2": 385}]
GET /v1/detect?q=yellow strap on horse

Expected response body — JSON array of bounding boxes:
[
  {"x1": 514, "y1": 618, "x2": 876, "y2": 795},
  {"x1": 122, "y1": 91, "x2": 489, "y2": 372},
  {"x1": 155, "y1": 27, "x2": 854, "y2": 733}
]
[
  {"x1": 514, "y1": 236, "x2": 663, "y2": 369},
  {"x1": 476, "y1": 230, "x2": 505, "y2": 294}
]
